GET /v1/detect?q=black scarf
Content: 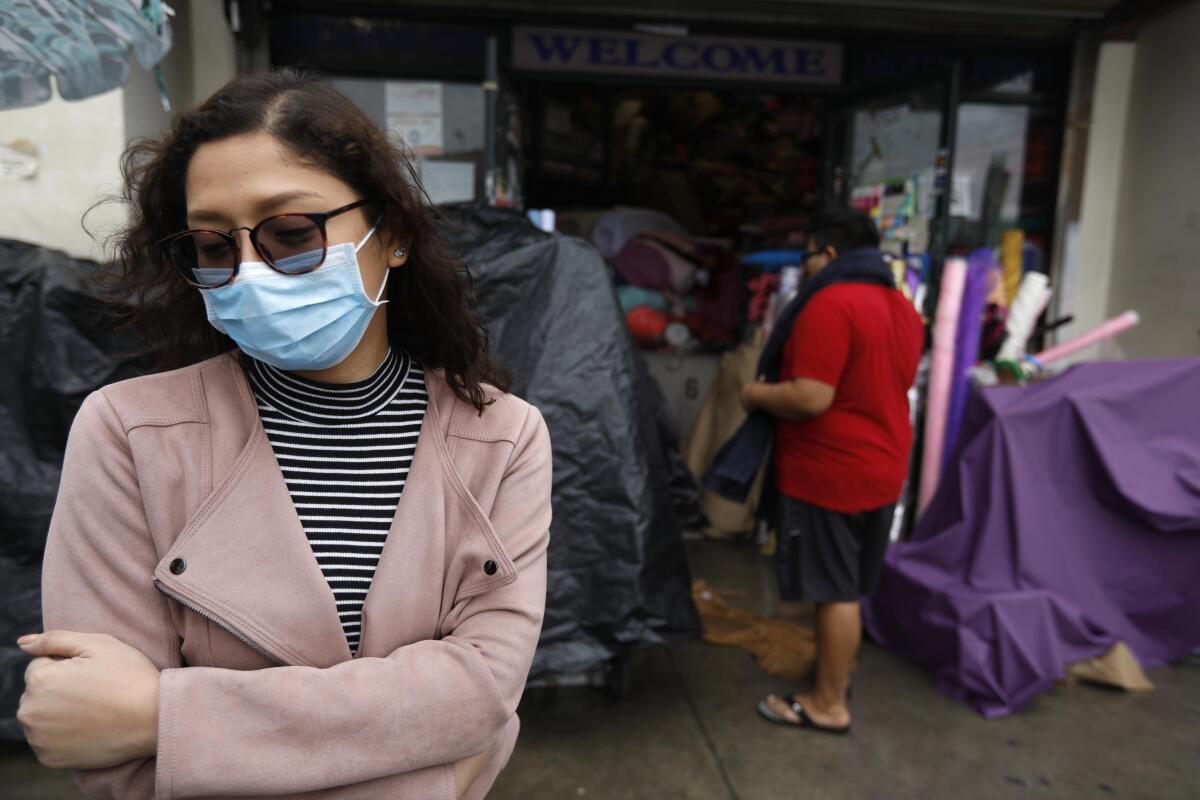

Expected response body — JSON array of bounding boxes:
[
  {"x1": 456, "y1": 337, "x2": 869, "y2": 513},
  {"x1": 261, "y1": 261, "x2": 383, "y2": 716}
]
[{"x1": 702, "y1": 248, "x2": 896, "y2": 503}]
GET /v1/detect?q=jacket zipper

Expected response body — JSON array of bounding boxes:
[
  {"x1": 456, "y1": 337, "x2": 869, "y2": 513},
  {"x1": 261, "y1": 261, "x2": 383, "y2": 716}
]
[{"x1": 154, "y1": 579, "x2": 284, "y2": 666}]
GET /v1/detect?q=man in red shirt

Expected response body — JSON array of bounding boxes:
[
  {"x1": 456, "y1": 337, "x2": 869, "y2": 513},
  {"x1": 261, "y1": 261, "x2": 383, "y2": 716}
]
[{"x1": 743, "y1": 209, "x2": 923, "y2": 735}]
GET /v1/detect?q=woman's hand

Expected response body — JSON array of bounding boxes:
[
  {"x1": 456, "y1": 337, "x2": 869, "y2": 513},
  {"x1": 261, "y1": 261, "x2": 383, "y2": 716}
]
[{"x1": 17, "y1": 630, "x2": 160, "y2": 770}]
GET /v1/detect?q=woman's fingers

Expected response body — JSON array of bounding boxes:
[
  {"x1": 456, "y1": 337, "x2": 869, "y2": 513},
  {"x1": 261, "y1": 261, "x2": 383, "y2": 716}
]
[
  {"x1": 22, "y1": 656, "x2": 54, "y2": 692},
  {"x1": 17, "y1": 629, "x2": 93, "y2": 659},
  {"x1": 17, "y1": 630, "x2": 160, "y2": 769}
]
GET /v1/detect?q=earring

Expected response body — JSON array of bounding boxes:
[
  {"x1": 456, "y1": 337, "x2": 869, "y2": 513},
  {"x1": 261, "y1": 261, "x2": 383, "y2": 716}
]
[{"x1": 393, "y1": 247, "x2": 406, "y2": 258}]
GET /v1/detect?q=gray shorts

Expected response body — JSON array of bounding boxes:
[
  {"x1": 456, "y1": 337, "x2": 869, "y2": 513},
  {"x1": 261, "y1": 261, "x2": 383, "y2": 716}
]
[{"x1": 774, "y1": 495, "x2": 894, "y2": 603}]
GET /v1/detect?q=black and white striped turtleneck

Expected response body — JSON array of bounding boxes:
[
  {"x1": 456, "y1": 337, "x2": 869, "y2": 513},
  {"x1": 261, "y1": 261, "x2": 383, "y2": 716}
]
[{"x1": 246, "y1": 349, "x2": 428, "y2": 655}]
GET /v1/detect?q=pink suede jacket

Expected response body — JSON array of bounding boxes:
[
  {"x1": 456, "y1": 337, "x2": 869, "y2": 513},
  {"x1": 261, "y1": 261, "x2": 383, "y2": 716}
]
[{"x1": 40, "y1": 352, "x2": 552, "y2": 799}]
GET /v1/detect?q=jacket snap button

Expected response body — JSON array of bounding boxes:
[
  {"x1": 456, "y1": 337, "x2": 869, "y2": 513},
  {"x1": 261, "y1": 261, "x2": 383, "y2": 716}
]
[
  {"x1": 169, "y1": 558, "x2": 187, "y2": 575},
  {"x1": 483, "y1": 560, "x2": 498, "y2": 576}
]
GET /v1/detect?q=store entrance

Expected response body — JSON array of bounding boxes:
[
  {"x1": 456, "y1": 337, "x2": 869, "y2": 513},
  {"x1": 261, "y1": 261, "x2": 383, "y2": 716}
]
[{"x1": 524, "y1": 81, "x2": 828, "y2": 247}]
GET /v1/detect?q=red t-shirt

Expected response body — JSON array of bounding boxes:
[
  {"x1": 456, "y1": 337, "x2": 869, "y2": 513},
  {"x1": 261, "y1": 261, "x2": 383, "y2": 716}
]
[{"x1": 773, "y1": 283, "x2": 924, "y2": 513}]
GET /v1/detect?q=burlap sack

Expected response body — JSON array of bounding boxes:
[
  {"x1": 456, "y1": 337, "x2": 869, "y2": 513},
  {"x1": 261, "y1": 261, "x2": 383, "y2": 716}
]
[
  {"x1": 684, "y1": 333, "x2": 766, "y2": 538},
  {"x1": 693, "y1": 580, "x2": 817, "y2": 682}
]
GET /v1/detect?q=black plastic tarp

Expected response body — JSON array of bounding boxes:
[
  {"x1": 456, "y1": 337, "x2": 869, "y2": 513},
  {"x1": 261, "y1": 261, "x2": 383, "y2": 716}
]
[
  {"x1": 0, "y1": 238, "x2": 153, "y2": 740},
  {"x1": 439, "y1": 206, "x2": 702, "y2": 676},
  {"x1": 0, "y1": 206, "x2": 701, "y2": 738}
]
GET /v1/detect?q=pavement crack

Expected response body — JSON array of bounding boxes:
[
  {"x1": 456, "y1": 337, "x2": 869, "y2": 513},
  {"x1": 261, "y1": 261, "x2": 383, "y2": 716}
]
[{"x1": 666, "y1": 646, "x2": 741, "y2": 800}]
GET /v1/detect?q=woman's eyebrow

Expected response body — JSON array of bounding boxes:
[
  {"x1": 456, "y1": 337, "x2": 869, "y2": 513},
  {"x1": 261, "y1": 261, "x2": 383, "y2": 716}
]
[
  {"x1": 187, "y1": 190, "x2": 326, "y2": 225},
  {"x1": 255, "y1": 189, "x2": 326, "y2": 211}
]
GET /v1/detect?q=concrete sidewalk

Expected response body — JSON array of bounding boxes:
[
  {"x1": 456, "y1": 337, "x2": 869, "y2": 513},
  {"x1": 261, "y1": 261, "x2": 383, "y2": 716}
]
[
  {"x1": 2, "y1": 538, "x2": 1197, "y2": 799},
  {"x1": 491, "y1": 539, "x2": 1200, "y2": 800}
]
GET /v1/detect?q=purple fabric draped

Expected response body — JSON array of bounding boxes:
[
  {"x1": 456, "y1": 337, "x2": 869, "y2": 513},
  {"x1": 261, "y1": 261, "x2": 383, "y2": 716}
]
[
  {"x1": 941, "y1": 248, "x2": 998, "y2": 475},
  {"x1": 864, "y1": 358, "x2": 1200, "y2": 718}
]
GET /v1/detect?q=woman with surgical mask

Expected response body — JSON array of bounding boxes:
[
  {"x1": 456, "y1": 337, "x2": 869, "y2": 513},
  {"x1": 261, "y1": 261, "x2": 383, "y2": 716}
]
[{"x1": 16, "y1": 70, "x2": 552, "y2": 800}]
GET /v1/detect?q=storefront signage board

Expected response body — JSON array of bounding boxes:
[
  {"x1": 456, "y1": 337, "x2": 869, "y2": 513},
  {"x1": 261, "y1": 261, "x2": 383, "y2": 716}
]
[{"x1": 512, "y1": 26, "x2": 842, "y2": 86}]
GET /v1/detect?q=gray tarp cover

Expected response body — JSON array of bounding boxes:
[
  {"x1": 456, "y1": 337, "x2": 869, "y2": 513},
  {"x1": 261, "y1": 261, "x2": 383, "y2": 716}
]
[{"x1": 0, "y1": 206, "x2": 701, "y2": 738}]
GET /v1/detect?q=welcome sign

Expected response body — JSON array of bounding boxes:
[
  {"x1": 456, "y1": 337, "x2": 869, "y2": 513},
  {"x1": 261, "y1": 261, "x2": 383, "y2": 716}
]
[{"x1": 512, "y1": 26, "x2": 842, "y2": 86}]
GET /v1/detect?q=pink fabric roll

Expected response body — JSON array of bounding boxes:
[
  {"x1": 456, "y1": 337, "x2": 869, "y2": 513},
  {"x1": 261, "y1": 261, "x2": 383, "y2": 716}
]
[
  {"x1": 1034, "y1": 310, "x2": 1140, "y2": 366},
  {"x1": 919, "y1": 257, "x2": 967, "y2": 515}
]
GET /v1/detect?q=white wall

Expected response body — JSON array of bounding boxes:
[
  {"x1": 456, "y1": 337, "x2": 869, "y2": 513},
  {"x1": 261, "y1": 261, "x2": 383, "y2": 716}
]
[
  {"x1": 1060, "y1": 42, "x2": 1134, "y2": 349},
  {"x1": 0, "y1": 0, "x2": 236, "y2": 261},
  {"x1": 0, "y1": 89, "x2": 128, "y2": 259},
  {"x1": 1106, "y1": 2, "x2": 1200, "y2": 358},
  {"x1": 187, "y1": 0, "x2": 238, "y2": 101}
]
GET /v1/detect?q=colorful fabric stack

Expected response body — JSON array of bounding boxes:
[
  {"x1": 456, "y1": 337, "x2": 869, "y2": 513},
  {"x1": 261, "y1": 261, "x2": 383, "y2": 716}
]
[{"x1": 595, "y1": 208, "x2": 742, "y2": 350}]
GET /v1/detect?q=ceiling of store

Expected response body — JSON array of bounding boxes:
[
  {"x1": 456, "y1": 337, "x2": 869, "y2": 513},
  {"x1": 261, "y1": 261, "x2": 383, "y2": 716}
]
[
  {"x1": 787, "y1": 0, "x2": 1113, "y2": 13},
  {"x1": 272, "y1": 0, "x2": 1171, "y2": 41},
  {"x1": 729, "y1": 0, "x2": 1120, "y2": 16},
  {"x1": 273, "y1": 0, "x2": 1138, "y2": 40}
]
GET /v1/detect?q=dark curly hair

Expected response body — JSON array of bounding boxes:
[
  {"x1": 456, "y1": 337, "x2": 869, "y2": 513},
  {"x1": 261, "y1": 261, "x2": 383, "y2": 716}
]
[
  {"x1": 807, "y1": 208, "x2": 881, "y2": 254},
  {"x1": 105, "y1": 68, "x2": 507, "y2": 413}
]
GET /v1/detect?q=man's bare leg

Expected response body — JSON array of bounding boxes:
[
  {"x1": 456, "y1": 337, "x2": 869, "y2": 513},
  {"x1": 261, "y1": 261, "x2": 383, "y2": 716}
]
[{"x1": 765, "y1": 600, "x2": 857, "y2": 728}]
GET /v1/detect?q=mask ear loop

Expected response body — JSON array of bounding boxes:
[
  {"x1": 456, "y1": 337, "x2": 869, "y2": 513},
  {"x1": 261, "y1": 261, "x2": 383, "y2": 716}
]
[
  {"x1": 353, "y1": 217, "x2": 390, "y2": 305},
  {"x1": 354, "y1": 220, "x2": 381, "y2": 252},
  {"x1": 372, "y1": 269, "x2": 390, "y2": 305}
]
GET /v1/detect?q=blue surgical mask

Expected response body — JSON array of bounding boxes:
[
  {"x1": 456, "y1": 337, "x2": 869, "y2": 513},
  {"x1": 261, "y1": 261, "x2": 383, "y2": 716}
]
[{"x1": 201, "y1": 225, "x2": 388, "y2": 371}]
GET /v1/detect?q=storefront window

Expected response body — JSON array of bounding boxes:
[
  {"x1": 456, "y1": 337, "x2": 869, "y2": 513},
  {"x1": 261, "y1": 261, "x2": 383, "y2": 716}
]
[
  {"x1": 951, "y1": 104, "x2": 1030, "y2": 223},
  {"x1": 950, "y1": 101, "x2": 1061, "y2": 255},
  {"x1": 846, "y1": 84, "x2": 944, "y2": 255},
  {"x1": 332, "y1": 77, "x2": 486, "y2": 205}
]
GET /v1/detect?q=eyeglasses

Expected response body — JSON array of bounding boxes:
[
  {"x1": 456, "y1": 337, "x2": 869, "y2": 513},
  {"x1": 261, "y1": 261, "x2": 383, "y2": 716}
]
[{"x1": 158, "y1": 199, "x2": 371, "y2": 289}]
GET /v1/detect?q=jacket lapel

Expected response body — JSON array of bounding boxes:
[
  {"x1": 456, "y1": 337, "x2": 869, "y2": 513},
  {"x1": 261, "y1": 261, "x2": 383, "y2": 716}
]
[
  {"x1": 155, "y1": 358, "x2": 349, "y2": 668},
  {"x1": 359, "y1": 370, "x2": 519, "y2": 654},
  {"x1": 153, "y1": 359, "x2": 518, "y2": 668},
  {"x1": 154, "y1": 419, "x2": 353, "y2": 667}
]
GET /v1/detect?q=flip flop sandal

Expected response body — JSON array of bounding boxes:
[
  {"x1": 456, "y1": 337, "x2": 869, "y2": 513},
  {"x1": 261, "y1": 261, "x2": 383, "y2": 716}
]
[
  {"x1": 792, "y1": 687, "x2": 851, "y2": 705},
  {"x1": 756, "y1": 695, "x2": 852, "y2": 736}
]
